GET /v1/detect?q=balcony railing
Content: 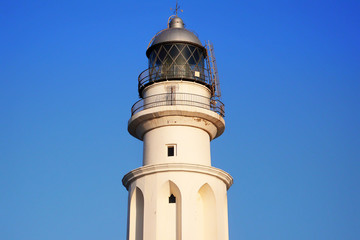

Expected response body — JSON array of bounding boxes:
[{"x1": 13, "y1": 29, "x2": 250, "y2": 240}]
[
  {"x1": 131, "y1": 92, "x2": 225, "y2": 117},
  {"x1": 138, "y1": 66, "x2": 213, "y2": 97}
]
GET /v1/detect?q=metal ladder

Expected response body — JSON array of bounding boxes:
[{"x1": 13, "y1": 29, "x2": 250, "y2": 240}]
[{"x1": 205, "y1": 40, "x2": 222, "y2": 99}]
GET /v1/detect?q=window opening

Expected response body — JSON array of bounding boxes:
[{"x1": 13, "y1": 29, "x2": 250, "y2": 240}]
[
  {"x1": 168, "y1": 146, "x2": 175, "y2": 157},
  {"x1": 169, "y1": 194, "x2": 176, "y2": 203}
]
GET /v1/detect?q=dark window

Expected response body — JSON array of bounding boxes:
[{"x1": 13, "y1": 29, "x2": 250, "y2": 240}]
[
  {"x1": 164, "y1": 44, "x2": 172, "y2": 52},
  {"x1": 176, "y1": 54, "x2": 186, "y2": 65},
  {"x1": 169, "y1": 194, "x2": 176, "y2": 203},
  {"x1": 188, "y1": 45, "x2": 196, "y2": 53},
  {"x1": 168, "y1": 146, "x2": 175, "y2": 157},
  {"x1": 182, "y1": 45, "x2": 192, "y2": 61},
  {"x1": 193, "y1": 49, "x2": 200, "y2": 62},
  {"x1": 158, "y1": 47, "x2": 167, "y2": 62},
  {"x1": 169, "y1": 46, "x2": 179, "y2": 59},
  {"x1": 188, "y1": 55, "x2": 196, "y2": 65}
]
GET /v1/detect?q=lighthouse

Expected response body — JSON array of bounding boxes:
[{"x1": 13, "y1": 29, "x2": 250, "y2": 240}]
[{"x1": 123, "y1": 14, "x2": 233, "y2": 240}]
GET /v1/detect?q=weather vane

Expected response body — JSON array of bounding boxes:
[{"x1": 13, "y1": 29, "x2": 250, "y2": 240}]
[{"x1": 170, "y1": 0, "x2": 183, "y2": 16}]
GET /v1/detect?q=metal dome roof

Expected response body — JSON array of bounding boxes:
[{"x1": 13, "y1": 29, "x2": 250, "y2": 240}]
[
  {"x1": 146, "y1": 17, "x2": 203, "y2": 56},
  {"x1": 151, "y1": 28, "x2": 202, "y2": 46}
]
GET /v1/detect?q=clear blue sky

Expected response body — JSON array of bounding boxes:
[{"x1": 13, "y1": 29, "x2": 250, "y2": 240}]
[{"x1": 1, "y1": 0, "x2": 359, "y2": 239}]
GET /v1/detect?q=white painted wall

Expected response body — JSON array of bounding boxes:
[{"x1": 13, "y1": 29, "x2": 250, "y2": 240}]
[
  {"x1": 125, "y1": 79, "x2": 231, "y2": 240},
  {"x1": 125, "y1": 166, "x2": 231, "y2": 240},
  {"x1": 143, "y1": 125, "x2": 211, "y2": 166},
  {"x1": 142, "y1": 81, "x2": 211, "y2": 98},
  {"x1": 156, "y1": 181, "x2": 181, "y2": 240},
  {"x1": 128, "y1": 187, "x2": 144, "y2": 240}
]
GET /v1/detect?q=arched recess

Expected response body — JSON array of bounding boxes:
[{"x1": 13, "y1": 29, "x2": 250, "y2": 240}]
[
  {"x1": 197, "y1": 183, "x2": 217, "y2": 240},
  {"x1": 128, "y1": 187, "x2": 144, "y2": 240},
  {"x1": 157, "y1": 180, "x2": 182, "y2": 240}
]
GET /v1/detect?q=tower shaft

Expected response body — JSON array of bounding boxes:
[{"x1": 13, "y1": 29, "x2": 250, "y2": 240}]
[{"x1": 123, "y1": 15, "x2": 232, "y2": 240}]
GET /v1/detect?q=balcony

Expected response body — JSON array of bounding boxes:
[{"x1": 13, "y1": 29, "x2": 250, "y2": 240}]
[
  {"x1": 131, "y1": 92, "x2": 225, "y2": 117},
  {"x1": 138, "y1": 66, "x2": 213, "y2": 97}
]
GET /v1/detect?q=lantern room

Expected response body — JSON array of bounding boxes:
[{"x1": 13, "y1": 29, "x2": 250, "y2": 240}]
[{"x1": 138, "y1": 16, "x2": 212, "y2": 97}]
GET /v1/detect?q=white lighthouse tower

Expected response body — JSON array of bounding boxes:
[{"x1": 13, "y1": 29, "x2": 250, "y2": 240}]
[{"x1": 123, "y1": 13, "x2": 233, "y2": 240}]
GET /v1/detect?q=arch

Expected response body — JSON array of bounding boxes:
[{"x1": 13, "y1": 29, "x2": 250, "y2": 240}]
[
  {"x1": 157, "y1": 180, "x2": 182, "y2": 240},
  {"x1": 128, "y1": 187, "x2": 144, "y2": 240},
  {"x1": 197, "y1": 183, "x2": 217, "y2": 240}
]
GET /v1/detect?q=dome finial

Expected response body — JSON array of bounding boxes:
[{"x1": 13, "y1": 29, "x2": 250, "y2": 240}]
[{"x1": 170, "y1": 0, "x2": 183, "y2": 17}]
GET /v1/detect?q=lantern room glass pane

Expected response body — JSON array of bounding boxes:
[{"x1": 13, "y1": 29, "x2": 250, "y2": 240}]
[
  {"x1": 182, "y1": 46, "x2": 192, "y2": 61},
  {"x1": 158, "y1": 47, "x2": 166, "y2": 62},
  {"x1": 149, "y1": 43, "x2": 204, "y2": 69},
  {"x1": 164, "y1": 44, "x2": 172, "y2": 52},
  {"x1": 169, "y1": 46, "x2": 179, "y2": 59},
  {"x1": 188, "y1": 55, "x2": 196, "y2": 65},
  {"x1": 188, "y1": 45, "x2": 196, "y2": 54},
  {"x1": 147, "y1": 43, "x2": 206, "y2": 82},
  {"x1": 193, "y1": 50, "x2": 199, "y2": 62},
  {"x1": 176, "y1": 44, "x2": 185, "y2": 52},
  {"x1": 176, "y1": 54, "x2": 186, "y2": 65}
]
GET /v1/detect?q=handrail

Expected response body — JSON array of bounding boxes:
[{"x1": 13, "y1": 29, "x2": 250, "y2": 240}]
[
  {"x1": 131, "y1": 92, "x2": 225, "y2": 117},
  {"x1": 138, "y1": 66, "x2": 213, "y2": 97}
]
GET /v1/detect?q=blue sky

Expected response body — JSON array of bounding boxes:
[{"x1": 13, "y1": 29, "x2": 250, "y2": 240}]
[{"x1": 1, "y1": 0, "x2": 359, "y2": 239}]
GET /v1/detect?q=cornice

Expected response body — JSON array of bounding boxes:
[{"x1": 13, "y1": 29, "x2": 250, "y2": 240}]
[{"x1": 122, "y1": 163, "x2": 233, "y2": 190}]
